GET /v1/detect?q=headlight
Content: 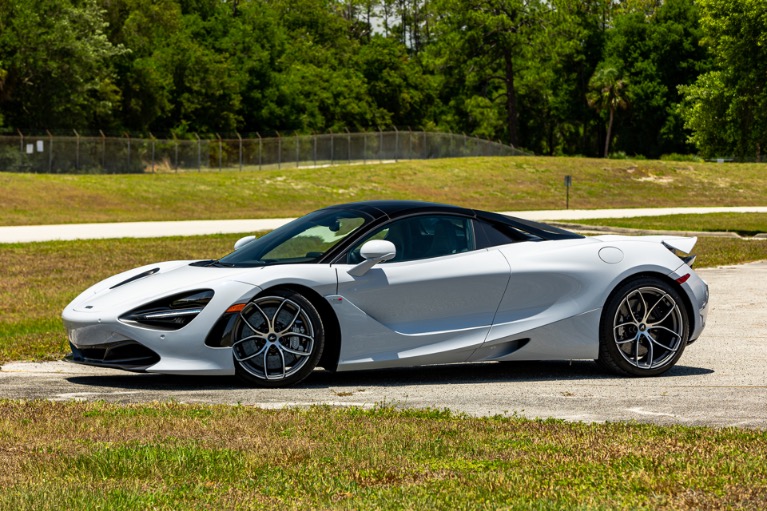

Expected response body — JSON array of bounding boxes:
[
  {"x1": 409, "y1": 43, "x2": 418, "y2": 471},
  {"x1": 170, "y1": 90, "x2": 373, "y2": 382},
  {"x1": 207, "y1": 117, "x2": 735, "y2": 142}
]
[{"x1": 120, "y1": 290, "x2": 214, "y2": 330}]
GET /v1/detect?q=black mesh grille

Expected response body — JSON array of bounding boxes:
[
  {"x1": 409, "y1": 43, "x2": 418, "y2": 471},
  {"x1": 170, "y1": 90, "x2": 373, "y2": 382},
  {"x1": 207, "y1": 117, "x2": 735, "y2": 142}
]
[{"x1": 68, "y1": 341, "x2": 160, "y2": 371}]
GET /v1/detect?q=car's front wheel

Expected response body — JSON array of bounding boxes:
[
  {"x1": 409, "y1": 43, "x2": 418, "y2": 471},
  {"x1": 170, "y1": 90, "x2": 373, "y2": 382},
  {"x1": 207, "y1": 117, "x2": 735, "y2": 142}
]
[
  {"x1": 598, "y1": 277, "x2": 689, "y2": 377},
  {"x1": 232, "y1": 289, "x2": 324, "y2": 387}
]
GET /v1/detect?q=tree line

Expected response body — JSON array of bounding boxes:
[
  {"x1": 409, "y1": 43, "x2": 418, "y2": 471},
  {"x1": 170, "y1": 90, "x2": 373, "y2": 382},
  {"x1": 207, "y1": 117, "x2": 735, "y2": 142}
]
[{"x1": 0, "y1": 0, "x2": 764, "y2": 160}]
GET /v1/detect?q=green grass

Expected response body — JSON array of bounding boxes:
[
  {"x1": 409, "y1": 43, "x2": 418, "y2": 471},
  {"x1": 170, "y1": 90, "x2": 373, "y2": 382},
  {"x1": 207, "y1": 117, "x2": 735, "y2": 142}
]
[
  {"x1": 2, "y1": 156, "x2": 767, "y2": 226},
  {"x1": 0, "y1": 234, "x2": 248, "y2": 364},
  {"x1": 575, "y1": 213, "x2": 767, "y2": 236},
  {"x1": 0, "y1": 401, "x2": 765, "y2": 510},
  {"x1": 2, "y1": 158, "x2": 767, "y2": 509},
  {"x1": 693, "y1": 236, "x2": 767, "y2": 267}
]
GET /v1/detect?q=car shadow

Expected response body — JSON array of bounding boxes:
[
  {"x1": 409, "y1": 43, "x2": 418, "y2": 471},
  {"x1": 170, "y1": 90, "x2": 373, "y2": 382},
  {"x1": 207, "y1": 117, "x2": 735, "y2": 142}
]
[
  {"x1": 65, "y1": 361, "x2": 713, "y2": 391},
  {"x1": 303, "y1": 361, "x2": 714, "y2": 388}
]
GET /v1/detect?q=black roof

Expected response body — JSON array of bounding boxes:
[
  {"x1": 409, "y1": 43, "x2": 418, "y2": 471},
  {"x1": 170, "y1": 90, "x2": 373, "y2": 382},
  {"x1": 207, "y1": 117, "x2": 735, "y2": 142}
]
[
  {"x1": 326, "y1": 200, "x2": 583, "y2": 241},
  {"x1": 325, "y1": 200, "x2": 473, "y2": 218}
]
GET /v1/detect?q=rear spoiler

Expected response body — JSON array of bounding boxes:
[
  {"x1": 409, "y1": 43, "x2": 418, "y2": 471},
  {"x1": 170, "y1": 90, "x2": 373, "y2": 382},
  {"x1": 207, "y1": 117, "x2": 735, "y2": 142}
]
[{"x1": 661, "y1": 236, "x2": 698, "y2": 267}]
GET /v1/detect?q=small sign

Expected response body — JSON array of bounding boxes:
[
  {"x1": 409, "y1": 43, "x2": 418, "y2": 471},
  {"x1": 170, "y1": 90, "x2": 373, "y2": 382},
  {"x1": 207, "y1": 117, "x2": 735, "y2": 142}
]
[
  {"x1": 564, "y1": 175, "x2": 572, "y2": 186},
  {"x1": 36, "y1": 140, "x2": 44, "y2": 152},
  {"x1": 26, "y1": 144, "x2": 34, "y2": 154}
]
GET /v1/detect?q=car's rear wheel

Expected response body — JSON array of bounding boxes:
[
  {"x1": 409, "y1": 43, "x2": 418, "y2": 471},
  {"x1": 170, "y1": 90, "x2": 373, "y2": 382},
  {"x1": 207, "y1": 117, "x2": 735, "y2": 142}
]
[
  {"x1": 232, "y1": 289, "x2": 324, "y2": 387},
  {"x1": 598, "y1": 277, "x2": 688, "y2": 376}
]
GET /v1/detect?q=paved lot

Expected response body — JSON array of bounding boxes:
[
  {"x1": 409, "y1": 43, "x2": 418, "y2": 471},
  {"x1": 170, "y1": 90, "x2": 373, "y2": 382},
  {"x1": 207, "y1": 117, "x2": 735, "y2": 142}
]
[{"x1": 2, "y1": 261, "x2": 766, "y2": 427}]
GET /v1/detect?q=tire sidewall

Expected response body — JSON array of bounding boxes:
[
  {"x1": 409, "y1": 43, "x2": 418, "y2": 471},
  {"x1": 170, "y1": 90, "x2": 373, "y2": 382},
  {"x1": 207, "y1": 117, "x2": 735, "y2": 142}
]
[
  {"x1": 233, "y1": 288, "x2": 325, "y2": 388},
  {"x1": 599, "y1": 276, "x2": 689, "y2": 377}
]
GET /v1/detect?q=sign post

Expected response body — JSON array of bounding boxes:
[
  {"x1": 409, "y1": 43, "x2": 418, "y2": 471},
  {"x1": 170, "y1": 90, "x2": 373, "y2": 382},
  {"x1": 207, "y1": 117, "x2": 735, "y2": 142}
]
[{"x1": 564, "y1": 175, "x2": 572, "y2": 209}]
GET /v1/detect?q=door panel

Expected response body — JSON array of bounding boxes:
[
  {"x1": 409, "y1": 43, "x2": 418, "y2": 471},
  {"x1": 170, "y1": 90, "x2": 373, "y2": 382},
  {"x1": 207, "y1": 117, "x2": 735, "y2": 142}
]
[{"x1": 334, "y1": 249, "x2": 511, "y2": 365}]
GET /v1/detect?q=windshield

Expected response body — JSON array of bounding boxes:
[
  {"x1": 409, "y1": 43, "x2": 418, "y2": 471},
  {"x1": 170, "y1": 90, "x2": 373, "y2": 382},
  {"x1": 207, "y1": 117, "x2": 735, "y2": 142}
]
[{"x1": 216, "y1": 208, "x2": 372, "y2": 267}]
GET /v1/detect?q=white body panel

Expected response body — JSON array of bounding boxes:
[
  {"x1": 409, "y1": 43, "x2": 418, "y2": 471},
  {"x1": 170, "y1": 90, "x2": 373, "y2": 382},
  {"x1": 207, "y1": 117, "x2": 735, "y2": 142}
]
[
  {"x1": 62, "y1": 229, "x2": 709, "y2": 378},
  {"x1": 333, "y1": 249, "x2": 511, "y2": 369}
]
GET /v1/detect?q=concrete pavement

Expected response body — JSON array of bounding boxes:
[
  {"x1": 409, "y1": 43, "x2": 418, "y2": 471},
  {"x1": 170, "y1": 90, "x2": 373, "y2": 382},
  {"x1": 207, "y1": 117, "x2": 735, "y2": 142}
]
[{"x1": 2, "y1": 206, "x2": 767, "y2": 243}]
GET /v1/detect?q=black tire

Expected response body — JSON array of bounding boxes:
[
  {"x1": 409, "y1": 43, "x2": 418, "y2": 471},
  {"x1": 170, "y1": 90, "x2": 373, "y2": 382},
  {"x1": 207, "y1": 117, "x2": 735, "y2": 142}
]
[
  {"x1": 598, "y1": 276, "x2": 689, "y2": 377},
  {"x1": 232, "y1": 288, "x2": 325, "y2": 388}
]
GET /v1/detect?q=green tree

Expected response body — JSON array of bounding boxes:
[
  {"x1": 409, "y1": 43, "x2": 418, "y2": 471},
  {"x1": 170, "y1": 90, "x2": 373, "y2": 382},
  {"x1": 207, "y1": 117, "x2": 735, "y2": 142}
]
[
  {"x1": 587, "y1": 65, "x2": 628, "y2": 157},
  {"x1": 99, "y1": 0, "x2": 184, "y2": 132},
  {"x1": 679, "y1": 0, "x2": 767, "y2": 160},
  {"x1": 357, "y1": 36, "x2": 435, "y2": 128},
  {"x1": 258, "y1": 0, "x2": 381, "y2": 132},
  {"x1": 0, "y1": 0, "x2": 125, "y2": 130},
  {"x1": 601, "y1": 0, "x2": 708, "y2": 158},
  {"x1": 517, "y1": 0, "x2": 606, "y2": 155},
  {"x1": 428, "y1": 0, "x2": 549, "y2": 147}
]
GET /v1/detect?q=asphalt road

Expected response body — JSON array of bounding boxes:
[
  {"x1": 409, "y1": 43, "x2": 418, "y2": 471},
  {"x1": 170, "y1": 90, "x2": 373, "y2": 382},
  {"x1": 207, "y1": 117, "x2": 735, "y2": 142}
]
[{"x1": 2, "y1": 261, "x2": 766, "y2": 427}]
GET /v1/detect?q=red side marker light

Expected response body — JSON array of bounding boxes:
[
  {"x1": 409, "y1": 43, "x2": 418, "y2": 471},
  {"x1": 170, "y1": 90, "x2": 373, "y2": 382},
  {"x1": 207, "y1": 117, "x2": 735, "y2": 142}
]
[{"x1": 676, "y1": 273, "x2": 691, "y2": 284}]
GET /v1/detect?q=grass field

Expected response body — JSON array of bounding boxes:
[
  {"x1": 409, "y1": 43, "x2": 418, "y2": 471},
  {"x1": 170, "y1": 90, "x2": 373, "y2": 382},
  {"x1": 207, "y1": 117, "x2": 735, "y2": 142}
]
[
  {"x1": 574, "y1": 213, "x2": 767, "y2": 236},
  {"x1": 2, "y1": 156, "x2": 767, "y2": 226},
  {"x1": 2, "y1": 157, "x2": 767, "y2": 510},
  {"x1": 1, "y1": 401, "x2": 766, "y2": 510}
]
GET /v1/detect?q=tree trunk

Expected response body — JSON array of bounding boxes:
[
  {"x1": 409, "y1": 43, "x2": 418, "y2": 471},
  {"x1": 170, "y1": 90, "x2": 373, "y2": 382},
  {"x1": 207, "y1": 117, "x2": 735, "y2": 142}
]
[{"x1": 504, "y1": 50, "x2": 519, "y2": 147}]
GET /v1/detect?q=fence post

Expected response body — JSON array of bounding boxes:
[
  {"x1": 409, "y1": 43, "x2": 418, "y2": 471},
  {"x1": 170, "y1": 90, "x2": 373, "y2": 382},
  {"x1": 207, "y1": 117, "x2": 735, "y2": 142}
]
[
  {"x1": 257, "y1": 132, "x2": 262, "y2": 170},
  {"x1": 394, "y1": 126, "x2": 399, "y2": 162},
  {"x1": 216, "y1": 133, "x2": 222, "y2": 171},
  {"x1": 195, "y1": 133, "x2": 201, "y2": 171},
  {"x1": 463, "y1": 132, "x2": 468, "y2": 155},
  {"x1": 295, "y1": 132, "x2": 300, "y2": 168},
  {"x1": 329, "y1": 129, "x2": 334, "y2": 166},
  {"x1": 99, "y1": 130, "x2": 106, "y2": 172},
  {"x1": 150, "y1": 132, "x2": 156, "y2": 173},
  {"x1": 276, "y1": 131, "x2": 282, "y2": 170},
  {"x1": 363, "y1": 131, "x2": 367, "y2": 164},
  {"x1": 16, "y1": 129, "x2": 24, "y2": 172},
  {"x1": 171, "y1": 132, "x2": 178, "y2": 174},
  {"x1": 408, "y1": 127, "x2": 413, "y2": 160},
  {"x1": 73, "y1": 130, "x2": 80, "y2": 171},
  {"x1": 345, "y1": 128, "x2": 351, "y2": 164},
  {"x1": 47, "y1": 130, "x2": 53, "y2": 173},
  {"x1": 124, "y1": 132, "x2": 131, "y2": 170},
  {"x1": 236, "y1": 132, "x2": 243, "y2": 171},
  {"x1": 313, "y1": 131, "x2": 317, "y2": 168},
  {"x1": 379, "y1": 127, "x2": 383, "y2": 162},
  {"x1": 172, "y1": 133, "x2": 178, "y2": 172}
]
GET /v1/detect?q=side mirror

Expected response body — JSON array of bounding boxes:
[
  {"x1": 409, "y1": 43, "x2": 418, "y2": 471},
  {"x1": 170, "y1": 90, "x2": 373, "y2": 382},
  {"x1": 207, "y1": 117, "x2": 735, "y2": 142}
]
[
  {"x1": 348, "y1": 240, "x2": 396, "y2": 277},
  {"x1": 234, "y1": 235, "x2": 257, "y2": 251}
]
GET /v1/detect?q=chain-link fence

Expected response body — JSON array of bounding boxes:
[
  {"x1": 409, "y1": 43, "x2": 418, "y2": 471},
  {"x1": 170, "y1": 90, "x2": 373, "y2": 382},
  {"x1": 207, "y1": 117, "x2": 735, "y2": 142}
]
[{"x1": 0, "y1": 131, "x2": 530, "y2": 174}]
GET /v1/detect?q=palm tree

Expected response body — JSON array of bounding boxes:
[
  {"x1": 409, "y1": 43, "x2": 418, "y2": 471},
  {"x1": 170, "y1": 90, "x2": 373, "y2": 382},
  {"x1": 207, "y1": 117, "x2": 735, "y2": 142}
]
[{"x1": 587, "y1": 66, "x2": 628, "y2": 158}]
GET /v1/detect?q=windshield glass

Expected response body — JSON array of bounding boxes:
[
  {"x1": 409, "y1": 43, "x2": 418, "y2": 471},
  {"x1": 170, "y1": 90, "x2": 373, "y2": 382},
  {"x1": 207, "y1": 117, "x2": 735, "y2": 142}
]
[{"x1": 217, "y1": 208, "x2": 372, "y2": 267}]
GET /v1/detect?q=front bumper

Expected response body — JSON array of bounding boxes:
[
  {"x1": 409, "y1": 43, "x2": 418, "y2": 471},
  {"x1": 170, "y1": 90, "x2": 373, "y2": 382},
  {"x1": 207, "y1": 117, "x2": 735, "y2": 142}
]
[
  {"x1": 66, "y1": 340, "x2": 160, "y2": 372},
  {"x1": 63, "y1": 280, "x2": 259, "y2": 375}
]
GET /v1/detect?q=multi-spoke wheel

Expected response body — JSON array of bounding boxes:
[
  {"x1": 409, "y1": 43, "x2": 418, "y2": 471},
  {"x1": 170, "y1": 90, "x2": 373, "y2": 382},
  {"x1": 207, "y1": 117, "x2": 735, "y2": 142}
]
[
  {"x1": 598, "y1": 277, "x2": 689, "y2": 376},
  {"x1": 232, "y1": 289, "x2": 324, "y2": 387}
]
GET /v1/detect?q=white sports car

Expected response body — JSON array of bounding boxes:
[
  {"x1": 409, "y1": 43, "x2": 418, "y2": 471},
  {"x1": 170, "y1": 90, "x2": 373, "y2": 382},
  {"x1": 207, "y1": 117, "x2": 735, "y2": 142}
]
[{"x1": 63, "y1": 201, "x2": 709, "y2": 387}]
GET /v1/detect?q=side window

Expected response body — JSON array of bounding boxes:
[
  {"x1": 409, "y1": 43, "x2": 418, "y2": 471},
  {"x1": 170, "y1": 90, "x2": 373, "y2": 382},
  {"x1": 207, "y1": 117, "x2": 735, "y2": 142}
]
[
  {"x1": 347, "y1": 215, "x2": 474, "y2": 263},
  {"x1": 474, "y1": 220, "x2": 527, "y2": 249}
]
